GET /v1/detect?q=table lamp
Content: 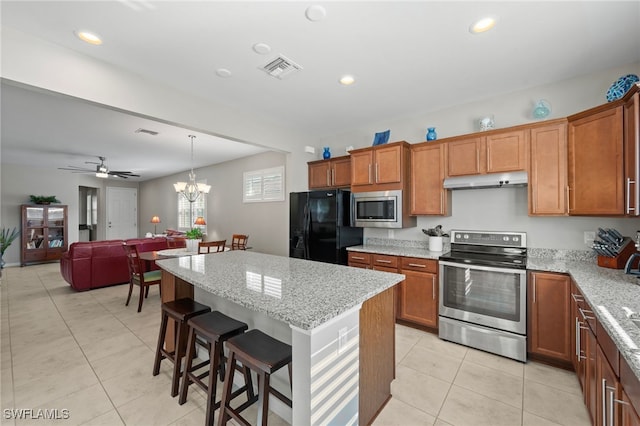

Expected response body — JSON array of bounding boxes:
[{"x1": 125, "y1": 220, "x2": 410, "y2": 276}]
[
  {"x1": 194, "y1": 216, "x2": 206, "y2": 226},
  {"x1": 150, "y1": 216, "x2": 161, "y2": 234}
]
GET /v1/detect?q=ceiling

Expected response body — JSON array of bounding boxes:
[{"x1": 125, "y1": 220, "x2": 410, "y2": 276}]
[{"x1": 2, "y1": 1, "x2": 639, "y2": 181}]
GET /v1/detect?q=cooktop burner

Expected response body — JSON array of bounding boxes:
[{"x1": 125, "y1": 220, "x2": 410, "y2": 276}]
[{"x1": 439, "y1": 230, "x2": 527, "y2": 269}]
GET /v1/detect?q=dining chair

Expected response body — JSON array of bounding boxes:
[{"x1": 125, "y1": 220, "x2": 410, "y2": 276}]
[
  {"x1": 231, "y1": 234, "x2": 249, "y2": 250},
  {"x1": 122, "y1": 242, "x2": 162, "y2": 312},
  {"x1": 198, "y1": 240, "x2": 226, "y2": 254}
]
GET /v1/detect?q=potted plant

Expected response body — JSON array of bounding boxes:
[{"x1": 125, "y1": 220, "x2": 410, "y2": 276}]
[
  {"x1": 185, "y1": 228, "x2": 203, "y2": 252},
  {"x1": 1, "y1": 227, "x2": 20, "y2": 269},
  {"x1": 29, "y1": 195, "x2": 61, "y2": 205}
]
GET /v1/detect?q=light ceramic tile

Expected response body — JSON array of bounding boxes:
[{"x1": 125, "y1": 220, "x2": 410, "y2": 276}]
[
  {"x1": 438, "y1": 385, "x2": 523, "y2": 426},
  {"x1": 12, "y1": 347, "x2": 88, "y2": 387},
  {"x1": 79, "y1": 409, "x2": 125, "y2": 426},
  {"x1": 116, "y1": 380, "x2": 205, "y2": 426},
  {"x1": 13, "y1": 363, "x2": 99, "y2": 409},
  {"x1": 433, "y1": 419, "x2": 454, "y2": 426},
  {"x1": 100, "y1": 363, "x2": 174, "y2": 407},
  {"x1": 463, "y1": 347, "x2": 524, "y2": 378},
  {"x1": 10, "y1": 328, "x2": 74, "y2": 355},
  {"x1": 414, "y1": 331, "x2": 468, "y2": 360},
  {"x1": 10, "y1": 334, "x2": 79, "y2": 367},
  {"x1": 522, "y1": 411, "x2": 564, "y2": 426},
  {"x1": 70, "y1": 320, "x2": 130, "y2": 347},
  {"x1": 391, "y1": 364, "x2": 450, "y2": 417},
  {"x1": 90, "y1": 344, "x2": 155, "y2": 382},
  {"x1": 399, "y1": 344, "x2": 463, "y2": 383},
  {"x1": 523, "y1": 380, "x2": 590, "y2": 425},
  {"x1": 372, "y1": 397, "x2": 436, "y2": 425},
  {"x1": 21, "y1": 383, "x2": 114, "y2": 426},
  {"x1": 79, "y1": 329, "x2": 145, "y2": 363},
  {"x1": 524, "y1": 361, "x2": 582, "y2": 396},
  {"x1": 168, "y1": 407, "x2": 206, "y2": 426},
  {"x1": 454, "y1": 359, "x2": 524, "y2": 409}
]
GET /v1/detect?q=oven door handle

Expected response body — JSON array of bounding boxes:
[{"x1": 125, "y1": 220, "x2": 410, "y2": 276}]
[{"x1": 438, "y1": 260, "x2": 526, "y2": 276}]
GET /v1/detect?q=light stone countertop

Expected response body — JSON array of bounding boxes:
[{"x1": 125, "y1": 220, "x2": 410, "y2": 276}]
[{"x1": 156, "y1": 250, "x2": 405, "y2": 330}]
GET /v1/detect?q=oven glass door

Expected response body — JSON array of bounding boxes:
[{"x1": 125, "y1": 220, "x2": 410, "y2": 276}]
[{"x1": 439, "y1": 260, "x2": 526, "y2": 334}]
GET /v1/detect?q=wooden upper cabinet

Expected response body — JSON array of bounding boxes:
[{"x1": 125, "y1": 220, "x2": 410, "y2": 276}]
[
  {"x1": 308, "y1": 155, "x2": 351, "y2": 189},
  {"x1": 529, "y1": 120, "x2": 568, "y2": 216},
  {"x1": 411, "y1": 142, "x2": 449, "y2": 215},
  {"x1": 624, "y1": 88, "x2": 639, "y2": 216},
  {"x1": 446, "y1": 136, "x2": 484, "y2": 176},
  {"x1": 350, "y1": 141, "x2": 410, "y2": 192},
  {"x1": 568, "y1": 104, "x2": 624, "y2": 215},
  {"x1": 485, "y1": 129, "x2": 528, "y2": 173}
]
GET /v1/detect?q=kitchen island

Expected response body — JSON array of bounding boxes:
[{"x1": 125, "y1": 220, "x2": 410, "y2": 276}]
[{"x1": 156, "y1": 250, "x2": 405, "y2": 426}]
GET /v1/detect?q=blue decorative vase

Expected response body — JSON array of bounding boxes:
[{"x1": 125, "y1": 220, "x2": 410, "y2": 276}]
[
  {"x1": 323, "y1": 147, "x2": 331, "y2": 159},
  {"x1": 426, "y1": 127, "x2": 437, "y2": 141}
]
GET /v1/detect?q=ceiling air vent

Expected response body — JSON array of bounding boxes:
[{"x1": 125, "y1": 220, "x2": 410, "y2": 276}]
[
  {"x1": 135, "y1": 128, "x2": 159, "y2": 136},
  {"x1": 261, "y1": 55, "x2": 303, "y2": 80}
]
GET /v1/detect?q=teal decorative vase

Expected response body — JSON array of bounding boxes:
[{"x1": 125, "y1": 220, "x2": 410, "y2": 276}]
[
  {"x1": 426, "y1": 127, "x2": 437, "y2": 141},
  {"x1": 323, "y1": 147, "x2": 331, "y2": 159}
]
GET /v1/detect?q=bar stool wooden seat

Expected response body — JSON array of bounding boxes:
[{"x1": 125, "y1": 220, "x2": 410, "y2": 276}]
[
  {"x1": 178, "y1": 311, "x2": 256, "y2": 426},
  {"x1": 218, "y1": 329, "x2": 292, "y2": 426},
  {"x1": 153, "y1": 298, "x2": 211, "y2": 397}
]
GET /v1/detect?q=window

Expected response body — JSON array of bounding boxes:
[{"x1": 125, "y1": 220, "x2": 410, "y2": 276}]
[
  {"x1": 243, "y1": 166, "x2": 285, "y2": 203},
  {"x1": 177, "y1": 195, "x2": 206, "y2": 233}
]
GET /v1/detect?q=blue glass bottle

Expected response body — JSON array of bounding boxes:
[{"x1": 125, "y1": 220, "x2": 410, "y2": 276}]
[
  {"x1": 426, "y1": 127, "x2": 437, "y2": 141},
  {"x1": 323, "y1": 147, "x2": 331, "y2": 159}
]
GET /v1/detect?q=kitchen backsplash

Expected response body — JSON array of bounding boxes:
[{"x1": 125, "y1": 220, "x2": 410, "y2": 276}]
[{"x1": 365, "y1": 237, "x2": 451, "y2": 253}]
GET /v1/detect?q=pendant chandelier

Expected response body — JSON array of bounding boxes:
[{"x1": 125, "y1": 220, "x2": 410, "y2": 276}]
[{"x1": 173, "y1": 135, "x2": 211, "y2": 202}]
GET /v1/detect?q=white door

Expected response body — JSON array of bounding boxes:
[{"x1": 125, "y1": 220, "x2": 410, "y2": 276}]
[{"x1": 106, "y1": 187, "x2": 137, "y2": 239}]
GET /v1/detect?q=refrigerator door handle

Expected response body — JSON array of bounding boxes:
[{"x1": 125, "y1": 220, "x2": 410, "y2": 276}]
[{"x1": 303, "y1": 204, "x2": 310, "y2": 259}]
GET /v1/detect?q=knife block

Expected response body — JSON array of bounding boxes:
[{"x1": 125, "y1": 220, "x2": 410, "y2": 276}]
[{"x1": 597, "y1": 238, "x2": 638, "y2": 269}]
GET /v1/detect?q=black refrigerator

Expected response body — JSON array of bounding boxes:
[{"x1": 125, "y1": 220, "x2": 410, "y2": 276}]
[{"x1": 290, "y1": 189, "x2": 363, "y2": 265}]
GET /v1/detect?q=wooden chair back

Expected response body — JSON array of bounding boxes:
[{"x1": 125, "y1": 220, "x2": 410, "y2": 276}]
[
  {"x1": 198, "y1": 240, "x2": 226, "y2": 254},
  {"x1": 167, "y1": 236, "x2": 187, "y2": 248},
  {"x1": 231, "y1": 234, "x2": 249, "y2": 250},
  {"x1": 123, "y1": 243, "x2": 143, "y2": 278}
]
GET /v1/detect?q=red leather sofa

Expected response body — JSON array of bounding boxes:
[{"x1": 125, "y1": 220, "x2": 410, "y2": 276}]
[{"x1": 60, "y1": 237, "x2": 169, "y2": 291}]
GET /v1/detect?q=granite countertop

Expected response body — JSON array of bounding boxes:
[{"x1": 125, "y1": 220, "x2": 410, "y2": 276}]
[
  {"x1": 528, "y1": 257, "x2": 640, "y2": 382},
  {"x1": 156, "y1": 250, "x2": 405, "y2": 330},
  {"x1": 347, "y1": 244, "x2": 444, "y2": 260}
]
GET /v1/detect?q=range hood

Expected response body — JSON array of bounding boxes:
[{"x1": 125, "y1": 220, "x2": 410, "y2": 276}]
[{"x1": 443, "y1": 171, "x2": 528, "y2": 190}]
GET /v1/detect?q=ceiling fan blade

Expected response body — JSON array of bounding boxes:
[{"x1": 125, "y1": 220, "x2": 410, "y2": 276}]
[{"x1": 58, "y1": 166, "x2": 93, "y2": 172}]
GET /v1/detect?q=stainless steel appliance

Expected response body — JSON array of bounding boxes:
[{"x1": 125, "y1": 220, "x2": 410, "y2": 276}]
[
  {"x1": 438, "y1": 230, "x2": 528, "y2": 362},
  {"x1": 351, "y1": 190, "x2": 416, "y2": 228},
  {"x1": 290, "y1": 189, "x2": 363, "y2": 265}
]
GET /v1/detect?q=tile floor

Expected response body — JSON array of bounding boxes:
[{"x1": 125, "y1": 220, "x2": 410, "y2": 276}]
[{"x1": 0, "y1": 264, "x2": 591, "y2": 426}]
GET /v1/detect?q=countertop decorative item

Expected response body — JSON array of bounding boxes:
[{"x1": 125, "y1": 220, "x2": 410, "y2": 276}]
[
  {"x1": 29, "y1": 195, "x2": 60, "y2": 205},
  {"x1": 606, "y1": 74, "x2": 639, "y2": 102},
  {"x1": 426, "y1": 127, "x2": 437, "y2": 141},
  {"x1": 372, "y1": 129, "x2": 390, "y2": 146},
  {"x1": 323, "y1": 147, "x2": 331, "y2": 159},
  {"x1": 479, "y1": 115, "x2": 495, "y2": 131},
  {"x1": 532, "y1": 99, "x2": 552, "y2": 119}
]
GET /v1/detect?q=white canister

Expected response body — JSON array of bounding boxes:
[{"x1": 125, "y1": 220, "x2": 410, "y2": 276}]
[{"x1": 429, "y1": 236, "x2": 443, "y2": 252}]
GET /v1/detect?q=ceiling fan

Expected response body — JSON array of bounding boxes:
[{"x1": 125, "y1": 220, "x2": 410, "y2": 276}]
[{"x1": 58, "y1": 156, "x2": 140, "y2": 179}]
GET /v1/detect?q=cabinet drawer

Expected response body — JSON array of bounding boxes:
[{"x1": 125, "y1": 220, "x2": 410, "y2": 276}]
[
  {"x1": 400, "y1": 257, "x2": 438, "y2": 273},
  {"x1": 348, "y1": 251, "x2": 371, "y2": 265},
  {"x1": 621, "y1": 354, "x2": 640, "y2": 417},
  {"x1": 372, "y1": 254, "x2": 398, "y2": 269},
  {"x1": 597, "y1": 319, "x2": 620, "y2": 377}
]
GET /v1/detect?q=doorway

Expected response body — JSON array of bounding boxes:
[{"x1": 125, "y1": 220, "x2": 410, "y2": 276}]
[
  {"x1": 106, "y1": 187, "x2": 138, "y2": 239},
  {"x1": 78, "y1": 186, "x2": 98, "y2": 241}
]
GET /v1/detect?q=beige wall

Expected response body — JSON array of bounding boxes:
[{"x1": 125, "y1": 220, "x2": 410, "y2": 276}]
[{"x1": 139, "y1": 151, "x2": 288, "y2": 256}]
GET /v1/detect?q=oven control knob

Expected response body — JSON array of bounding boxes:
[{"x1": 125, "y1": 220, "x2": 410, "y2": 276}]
[
  {"x1": 513, "y1": 236, "x2": 519, "y2": 242},
  {"x1": 463, "y1": 234, "x2": 469, "y2": 239},
  {"x1": 503, "y1": 236, "x2": 509, "y2": 241}
]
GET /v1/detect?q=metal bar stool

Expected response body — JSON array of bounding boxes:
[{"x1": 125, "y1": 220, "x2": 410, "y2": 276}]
[
  {"x1": 153, "y1": 298, "x2": 211, "y2": 397},
  {"x1": 217, "y1": 329, "x2": 292, "y2": 426},
  {"x1": 178, "y1": 311, "x2": 257, "y2": 426}
]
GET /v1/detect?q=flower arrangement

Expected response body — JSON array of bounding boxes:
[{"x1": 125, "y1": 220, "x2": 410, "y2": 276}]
[{"x1": 29, "y1": 195, "x2": 61, "y2": 205}]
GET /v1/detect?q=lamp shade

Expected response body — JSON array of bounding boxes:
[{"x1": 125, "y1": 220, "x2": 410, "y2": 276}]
[
  {"x1": 150, "y1": 216, "x2": 161, "y2": 224},
  {"x1": 194, "y1": 216, "x2": 206, "y2": 225}
]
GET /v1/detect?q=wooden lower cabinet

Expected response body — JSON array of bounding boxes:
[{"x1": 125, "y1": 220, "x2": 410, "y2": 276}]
[
  {"x1": 398, "y1": 258, "x2": 438, "y2": 328},
  {"x1": 597, "y1": 344, "x2": 621, "y2": 426},
  {"x1": 622, "y1": 389, "x2": 640, "y2": 426},
  {"x1": 528, "y1": 271, "x2": 571, "y2": 363},
  {"x1": 348, "y1": 251, "x2": 372, "y2": 269}
]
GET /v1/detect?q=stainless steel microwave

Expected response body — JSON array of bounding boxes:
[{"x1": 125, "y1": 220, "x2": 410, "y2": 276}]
[{"x1": 351, "y1": 190, "x2": 416, "y2": 228}]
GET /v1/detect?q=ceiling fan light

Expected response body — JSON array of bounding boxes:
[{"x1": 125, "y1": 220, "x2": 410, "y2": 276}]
[{"x1": 96, "y1": 172, "x2": 109, "y2": 178}]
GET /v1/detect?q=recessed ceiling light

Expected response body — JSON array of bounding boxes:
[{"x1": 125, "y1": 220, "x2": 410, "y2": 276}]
[
  {"x1": 305, "y1": 5, "x2": 327, "y2": 22},
  {"x1": 469, "y1": 16, "x2": 497, "y2": 34},
  {"x1": 252, "y1": 43, "x2": 271, "y2": 55},
  {"x1": 75, "y1": 30, "x2": 103, "y2": 45},
  {"x1": 216, "y1": 68, "x2": 232, "y2": 78},
  {"x1": 339, "y1": 75, "x2": 355, "y2": 86}
]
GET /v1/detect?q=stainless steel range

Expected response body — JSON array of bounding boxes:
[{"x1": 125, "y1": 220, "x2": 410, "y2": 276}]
[{"x1": 438, "y1": 230, "x2": 528, "y2": 362}]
